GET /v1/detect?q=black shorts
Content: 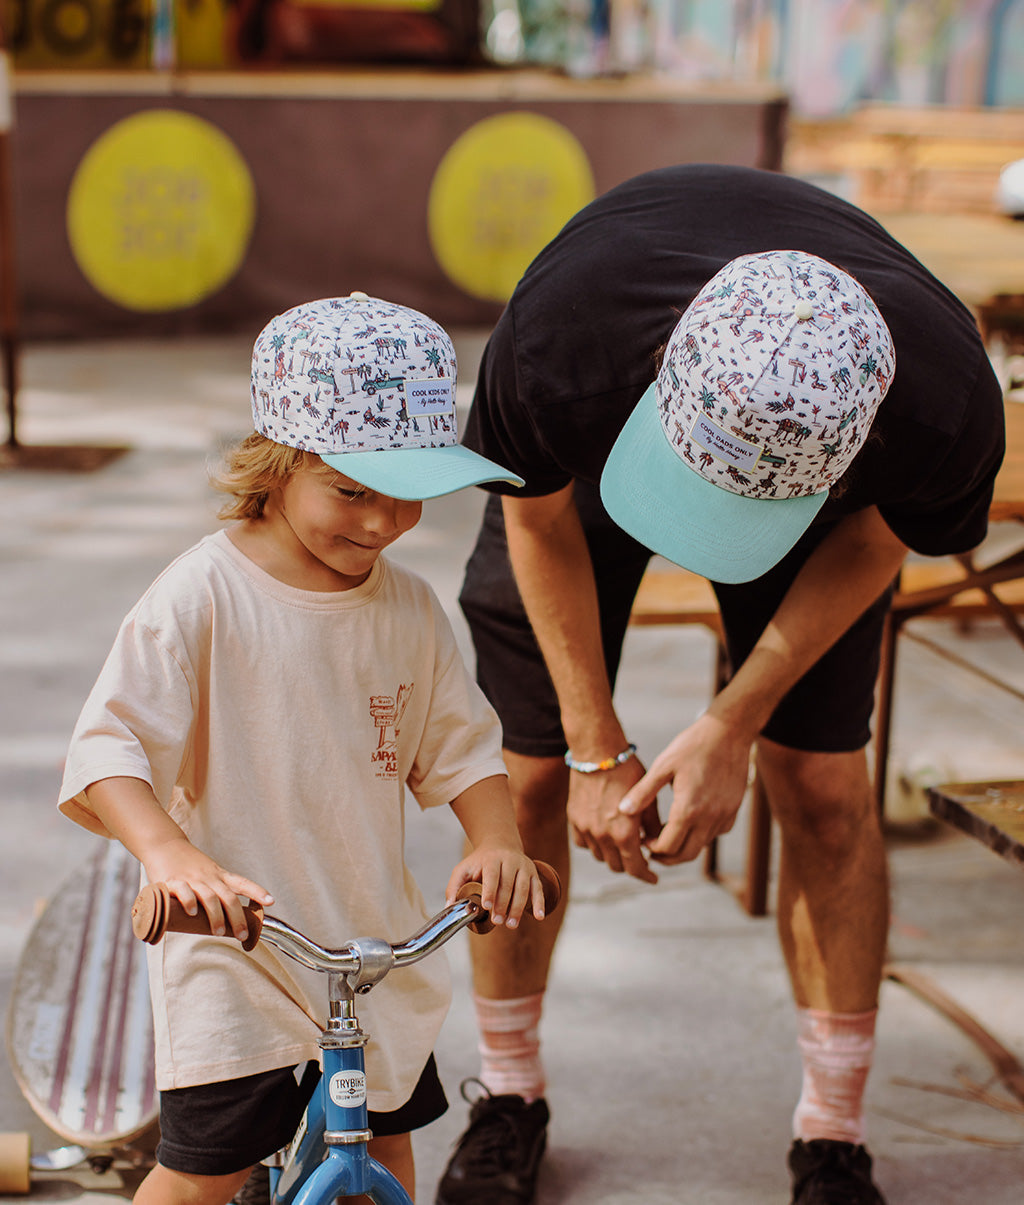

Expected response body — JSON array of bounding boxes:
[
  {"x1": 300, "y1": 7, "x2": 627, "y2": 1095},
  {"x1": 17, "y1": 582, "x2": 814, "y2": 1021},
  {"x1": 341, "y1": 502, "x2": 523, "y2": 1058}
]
[
  {"x1": 156, "y1": 1055, "x2": 447, "y2": 1176},
  {"x1": 458, "y1": 484, "x2": 894, "y2": 757}
]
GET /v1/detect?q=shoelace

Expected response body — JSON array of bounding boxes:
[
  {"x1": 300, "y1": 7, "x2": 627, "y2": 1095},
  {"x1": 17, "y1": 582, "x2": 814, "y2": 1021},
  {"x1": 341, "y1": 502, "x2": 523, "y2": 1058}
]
[
  {"x1": 455, "y1": 1104, "x2": 528, "y2": 1175},
  {"x1": 799, "y1": 1147, "x2": 878, "y2": 1205}
]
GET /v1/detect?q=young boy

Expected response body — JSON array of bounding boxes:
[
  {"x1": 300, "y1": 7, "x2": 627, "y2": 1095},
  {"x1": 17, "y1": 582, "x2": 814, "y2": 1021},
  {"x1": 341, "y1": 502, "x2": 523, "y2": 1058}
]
[{"x1": 57, "y1": 294, "x2": 546, "y2": 1205}]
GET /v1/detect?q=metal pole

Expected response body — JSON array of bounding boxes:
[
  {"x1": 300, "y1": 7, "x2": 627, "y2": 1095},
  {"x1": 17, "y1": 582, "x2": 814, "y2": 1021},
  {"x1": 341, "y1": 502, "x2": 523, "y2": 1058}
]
[{"x1": 0, "y1": 36, "x2": 19, "y2": 450}]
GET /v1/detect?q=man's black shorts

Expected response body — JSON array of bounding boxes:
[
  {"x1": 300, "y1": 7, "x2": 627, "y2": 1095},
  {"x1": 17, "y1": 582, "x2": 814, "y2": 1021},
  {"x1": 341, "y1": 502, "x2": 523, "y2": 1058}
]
[
  {"x1": 156, "y1": 1055, "x2": 447, "y2": 1176},
  {"x1": 458, "y1": 484, "x2": 894, "y2": 757}
]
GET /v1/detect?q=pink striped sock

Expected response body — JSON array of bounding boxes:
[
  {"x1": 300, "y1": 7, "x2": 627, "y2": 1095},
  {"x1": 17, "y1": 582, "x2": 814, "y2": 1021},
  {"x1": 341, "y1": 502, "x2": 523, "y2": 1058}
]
[
  {"x1": 793, "y1": 1007, "x2": 878, "y2": 1144},
  {"x1": 474, "y1": 992, "x2": 546, "y2": 1102}
]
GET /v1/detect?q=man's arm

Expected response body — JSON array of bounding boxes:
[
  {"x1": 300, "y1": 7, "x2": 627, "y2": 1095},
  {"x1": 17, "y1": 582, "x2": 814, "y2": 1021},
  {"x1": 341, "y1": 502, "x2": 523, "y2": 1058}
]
[
  {"x1": 623, "y1": 506, "x2": 910, "y2": 864},
  {"x1": 501, "y1": 487, "x2": 657, "y2": 882}
]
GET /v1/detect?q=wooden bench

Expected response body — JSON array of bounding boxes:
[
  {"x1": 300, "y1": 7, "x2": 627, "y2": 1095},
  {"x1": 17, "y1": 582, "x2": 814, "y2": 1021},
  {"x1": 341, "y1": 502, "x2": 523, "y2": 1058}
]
[
  {"x1": 787, "y1": 103, "x2": 1024, "y2": 216},
  {"x1": 629, "y1": 551, "x2": 1024, "y2": 916},
  {"x1": 787, "y1": 105, "x2": 1024, "y2": 363}
]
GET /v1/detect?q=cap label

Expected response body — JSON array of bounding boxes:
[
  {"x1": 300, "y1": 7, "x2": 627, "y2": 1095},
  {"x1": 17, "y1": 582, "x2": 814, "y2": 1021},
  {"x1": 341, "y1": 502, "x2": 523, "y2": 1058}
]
[
  {"x1": 689, "y1": 414, "x2": 762, "y2": 471},
  {"x1": 406, "y1": 379, "x2": 454, "y2": 417}
]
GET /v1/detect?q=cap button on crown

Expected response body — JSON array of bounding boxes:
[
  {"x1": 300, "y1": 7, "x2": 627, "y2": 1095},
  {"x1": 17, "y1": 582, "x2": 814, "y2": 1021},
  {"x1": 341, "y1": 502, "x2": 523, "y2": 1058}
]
[
  {"x1": 349, "y1": 291, "x2": 370, "y2": 301},
  {"x1": 794, "y1": 299, "x2": 814, "y2": 321}
]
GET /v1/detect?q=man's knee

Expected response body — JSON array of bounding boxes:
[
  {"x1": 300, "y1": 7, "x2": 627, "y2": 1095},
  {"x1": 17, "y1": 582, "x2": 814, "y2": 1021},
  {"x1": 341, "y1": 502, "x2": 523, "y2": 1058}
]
[{"x1": 757, "y1": 743, "x2": 878, "y2": 855}]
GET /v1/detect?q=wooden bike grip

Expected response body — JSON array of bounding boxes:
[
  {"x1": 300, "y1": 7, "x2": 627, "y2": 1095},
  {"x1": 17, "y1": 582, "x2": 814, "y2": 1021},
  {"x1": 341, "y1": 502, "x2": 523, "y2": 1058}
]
[
  {"x1": 131, "y1": 882, "x2": 264, "y2": 952},
  {"x1": 456, "y1": 860, "x2": 562, "y2": 935}
]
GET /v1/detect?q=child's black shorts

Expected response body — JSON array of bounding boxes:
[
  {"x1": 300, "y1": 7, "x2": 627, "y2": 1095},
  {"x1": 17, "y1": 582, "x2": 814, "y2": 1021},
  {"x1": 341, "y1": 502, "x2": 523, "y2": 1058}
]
[
  {"x1": 459, "y1": 486, "x2": 895, "y2": 757},
  {"x1": 156, "y1": 1055, "x2": 447, "y2": 1176}
]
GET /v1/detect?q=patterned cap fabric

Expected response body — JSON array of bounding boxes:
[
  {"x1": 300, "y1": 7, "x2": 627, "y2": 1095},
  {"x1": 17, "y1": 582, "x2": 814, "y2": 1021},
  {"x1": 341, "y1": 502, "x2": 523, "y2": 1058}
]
[
  {"x1": 251, "y1": 294, "x2": 523, "y2": 499},
  {"x1": 600, "y1": 251, "x2": 895, "y2": 584}
]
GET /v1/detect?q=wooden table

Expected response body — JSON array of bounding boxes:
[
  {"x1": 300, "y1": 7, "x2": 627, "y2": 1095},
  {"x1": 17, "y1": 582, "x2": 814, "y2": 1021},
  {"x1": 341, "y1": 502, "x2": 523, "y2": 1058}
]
[
  {"x1": 994, "y1": 401, "x2": 1024, "y2": 523},
  {"x1": 880, "y1": 780, "x2": 1024, "y2": 1105},
  {"x1": 927, "y1": 781, "x2": 1024, "y2": 870},
  {"x1": 887, "y1": 780, "x2": 1024, "y2": 1103}
]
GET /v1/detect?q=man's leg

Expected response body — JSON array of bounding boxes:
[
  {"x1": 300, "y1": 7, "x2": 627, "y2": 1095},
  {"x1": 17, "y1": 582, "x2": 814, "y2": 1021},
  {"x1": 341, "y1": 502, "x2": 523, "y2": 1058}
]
[
  {"x1": 444, "y1": 485, "x2": 647, "y2": 1205},
  {"x1": 469, "y1": 752, "x2": 571, "y2": 999},
  {"x1": 757, "y1": 740, "x2": 889, "y2": 1204},
  {"x1": 437, "y1": 753, "x2": 568, "y2": 1205}
]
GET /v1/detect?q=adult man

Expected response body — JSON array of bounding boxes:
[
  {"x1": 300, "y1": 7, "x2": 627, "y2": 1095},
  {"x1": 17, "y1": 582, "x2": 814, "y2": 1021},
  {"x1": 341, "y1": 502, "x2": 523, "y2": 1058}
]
[{"x1": 436, "y1": 165, "x2": 1005, "y2": 1204}]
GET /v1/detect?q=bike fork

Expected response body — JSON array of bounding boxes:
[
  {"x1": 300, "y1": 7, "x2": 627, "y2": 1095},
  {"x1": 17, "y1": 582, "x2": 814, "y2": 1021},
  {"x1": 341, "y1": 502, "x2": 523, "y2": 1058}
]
[{"x1": 275, "y1": 971, "x2": 410, "y2": 1205}]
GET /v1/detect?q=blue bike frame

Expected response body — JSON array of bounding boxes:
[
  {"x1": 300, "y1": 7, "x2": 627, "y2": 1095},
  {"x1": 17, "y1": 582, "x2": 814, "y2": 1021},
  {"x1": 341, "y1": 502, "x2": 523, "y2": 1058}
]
[
  {"x1": 260, "y1": 924, "x2": 473, "y2": 1205},
  {"x1": 272, "y1": 1035, "x2": 407, "y2": 1205}
]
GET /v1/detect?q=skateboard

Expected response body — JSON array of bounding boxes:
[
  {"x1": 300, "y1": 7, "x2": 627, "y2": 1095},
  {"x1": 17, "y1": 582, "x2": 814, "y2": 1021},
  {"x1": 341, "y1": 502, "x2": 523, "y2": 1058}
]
[{"x1": 1, "y1": 841, "x2": 158, "y2": 1194}]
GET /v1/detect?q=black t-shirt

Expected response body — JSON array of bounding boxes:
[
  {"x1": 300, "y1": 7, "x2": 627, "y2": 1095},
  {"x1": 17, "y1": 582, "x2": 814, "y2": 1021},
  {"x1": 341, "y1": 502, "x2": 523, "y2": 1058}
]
[{"x1": 464, "y1": 164, "x2": 1005, "y2": 556}]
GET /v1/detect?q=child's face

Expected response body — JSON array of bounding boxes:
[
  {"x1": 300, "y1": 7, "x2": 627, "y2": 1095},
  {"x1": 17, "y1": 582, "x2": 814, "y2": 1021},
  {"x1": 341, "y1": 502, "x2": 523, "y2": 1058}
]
[{"x1": 264, "y1": 462, "x2": 422, "y2": 590}]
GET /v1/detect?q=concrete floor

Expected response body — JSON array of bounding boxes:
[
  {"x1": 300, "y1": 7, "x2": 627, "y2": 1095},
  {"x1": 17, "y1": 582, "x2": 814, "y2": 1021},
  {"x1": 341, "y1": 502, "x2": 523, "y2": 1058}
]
[{"x1": 2, "y1": 335, "x2": 1024, "y2": 1203}]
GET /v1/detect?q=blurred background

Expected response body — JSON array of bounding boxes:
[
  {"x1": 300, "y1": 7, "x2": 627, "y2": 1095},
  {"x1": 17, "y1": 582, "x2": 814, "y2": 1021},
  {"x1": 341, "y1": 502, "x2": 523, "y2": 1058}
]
[
  {"x1": 1, "y1": 0, "x2": 1024, "y2": 349},
  {"x1": 3, "y1": 3, "x2": 1024, "y2": 1201}
]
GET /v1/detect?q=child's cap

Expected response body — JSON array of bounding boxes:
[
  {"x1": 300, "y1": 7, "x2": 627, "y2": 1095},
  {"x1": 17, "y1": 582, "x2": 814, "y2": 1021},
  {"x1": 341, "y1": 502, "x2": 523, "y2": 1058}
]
[
  {"x1": 600, "y1": 250, "x2": 895, "y2": 584},
  {"x1": 251, "y1": 293, "x2": 524, "y2": 500}
]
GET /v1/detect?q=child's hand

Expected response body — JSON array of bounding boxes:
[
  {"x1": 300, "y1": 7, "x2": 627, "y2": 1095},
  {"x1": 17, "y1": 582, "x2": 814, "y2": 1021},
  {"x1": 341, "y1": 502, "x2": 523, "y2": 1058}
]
[
  {"x1": 143, "y1": 836, "x2": 274, "y2": 943},
  {"x1": 446, "y1": 849, "x2": 546, "y2": 929}
]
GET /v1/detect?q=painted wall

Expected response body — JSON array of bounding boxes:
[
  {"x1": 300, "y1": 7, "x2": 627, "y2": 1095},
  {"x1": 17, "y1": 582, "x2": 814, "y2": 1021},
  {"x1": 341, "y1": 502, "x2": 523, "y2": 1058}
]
[
  {"x1": 7, "y1": 0, "x2": 1023, "y2": 116},
  {"x1": 494, "y1": 0, "x2": 1024, "y2": 115},
  {"x1": 10, "y1": 78, "x2": 785, "y2": 337}
]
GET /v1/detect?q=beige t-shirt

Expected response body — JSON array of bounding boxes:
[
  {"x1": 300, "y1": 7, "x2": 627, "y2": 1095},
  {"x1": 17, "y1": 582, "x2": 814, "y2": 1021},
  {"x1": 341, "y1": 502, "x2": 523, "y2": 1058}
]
[{"x1": 59, "y1": 530, "x2": 508, "y2": 1108}]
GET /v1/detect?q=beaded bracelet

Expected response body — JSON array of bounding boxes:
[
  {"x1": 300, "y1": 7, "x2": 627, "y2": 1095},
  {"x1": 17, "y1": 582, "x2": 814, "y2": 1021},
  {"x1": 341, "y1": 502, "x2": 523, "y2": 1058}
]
[{"x1": 563, "y1": 743, "x2": 637, "y2": 774}]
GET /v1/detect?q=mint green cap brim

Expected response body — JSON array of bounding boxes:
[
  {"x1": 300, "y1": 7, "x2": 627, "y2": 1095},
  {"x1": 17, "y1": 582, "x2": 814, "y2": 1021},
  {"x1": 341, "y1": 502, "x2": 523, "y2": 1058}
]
[
  {"x1": 319, "y1": 443, "x2": 524, "y2": 501},
  {"x1": 599, "y1": 383, "x2": 827, "y2": 584}
]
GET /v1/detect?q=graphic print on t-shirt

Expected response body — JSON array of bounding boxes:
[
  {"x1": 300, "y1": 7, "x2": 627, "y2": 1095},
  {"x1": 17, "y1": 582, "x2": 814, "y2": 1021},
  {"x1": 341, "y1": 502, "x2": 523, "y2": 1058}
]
[{"x1": 369, "y1": 684, "x2": 413, "y2": 778}]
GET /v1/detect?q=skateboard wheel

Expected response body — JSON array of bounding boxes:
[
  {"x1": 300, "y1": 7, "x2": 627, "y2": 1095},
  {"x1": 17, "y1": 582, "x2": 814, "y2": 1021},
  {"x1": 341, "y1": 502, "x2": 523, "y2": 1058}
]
[{"x1": 0, "y1": 1131, "x2": 31, "y2": 1193}]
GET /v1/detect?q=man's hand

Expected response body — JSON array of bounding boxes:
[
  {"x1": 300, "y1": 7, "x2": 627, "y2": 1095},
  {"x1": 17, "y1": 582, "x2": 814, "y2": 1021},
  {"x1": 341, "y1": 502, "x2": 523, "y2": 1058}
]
[
  {"x1": 567, "y1": 757, "x2": 662, "y2": 883},
  {"x1": 618, "y1": 713, "x2": 752, "y2": 864}
]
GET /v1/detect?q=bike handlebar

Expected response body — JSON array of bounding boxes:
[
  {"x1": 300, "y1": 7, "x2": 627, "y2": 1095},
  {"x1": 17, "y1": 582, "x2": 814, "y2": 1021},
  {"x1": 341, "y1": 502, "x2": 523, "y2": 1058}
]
[{"x1": 130, "y1": 863, "x2": 562, "y2": 981}]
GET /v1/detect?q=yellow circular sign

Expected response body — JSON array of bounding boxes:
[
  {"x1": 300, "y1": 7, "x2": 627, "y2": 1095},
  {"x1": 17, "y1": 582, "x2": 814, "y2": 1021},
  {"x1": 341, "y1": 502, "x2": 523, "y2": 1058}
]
[
  {"x1": 428, "y1": 113, "x2": 595, "y2": 303},
  {"x1": 67, "y1": 110, "x2": 256, "y2": 312}
]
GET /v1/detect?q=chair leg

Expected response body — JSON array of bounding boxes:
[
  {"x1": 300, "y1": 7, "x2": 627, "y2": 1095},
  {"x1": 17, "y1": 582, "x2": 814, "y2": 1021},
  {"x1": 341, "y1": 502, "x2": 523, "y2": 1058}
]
[
  {"x1": 873, "y1": 612, "x2": 899, "y2": 815},
  {"x1": 702, "y1": 635, "x2": 772, "y2": 916},
  {"x1": 741, "y1": 774, "x2": 771, "y2": 918},
  {"x1": 703, "y1": 771, "x2": 772, "y2": 917},
  {"x1": 703, "y1": 634, "x2": 730, "y2": 884}
]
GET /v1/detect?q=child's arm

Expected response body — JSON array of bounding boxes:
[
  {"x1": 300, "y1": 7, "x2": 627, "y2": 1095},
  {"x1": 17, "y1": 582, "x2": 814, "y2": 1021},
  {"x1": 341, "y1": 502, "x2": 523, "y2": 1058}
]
[
  {"x1": 84, "y1": 776, "x2": 274, "y2": 941},
  {"x1": 446, "y1": 775, "x2": 546, "y2": 930}
]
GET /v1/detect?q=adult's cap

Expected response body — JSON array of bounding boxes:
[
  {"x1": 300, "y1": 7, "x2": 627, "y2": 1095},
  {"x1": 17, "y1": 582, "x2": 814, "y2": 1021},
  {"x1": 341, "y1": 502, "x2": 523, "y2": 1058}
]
[
  {"x1": 251, "y1": 293, "x2": 524, "y2": 499},
  {"x1": 600, "y1": 250, "x2": 895, "y2": 583}
]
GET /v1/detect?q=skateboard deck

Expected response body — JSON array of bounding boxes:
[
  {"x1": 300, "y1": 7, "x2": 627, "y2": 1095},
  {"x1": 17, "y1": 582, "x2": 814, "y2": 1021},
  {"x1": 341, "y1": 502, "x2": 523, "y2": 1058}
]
[{"x1": 4, "y1": 840, "x2": 158, "y2": 1177}]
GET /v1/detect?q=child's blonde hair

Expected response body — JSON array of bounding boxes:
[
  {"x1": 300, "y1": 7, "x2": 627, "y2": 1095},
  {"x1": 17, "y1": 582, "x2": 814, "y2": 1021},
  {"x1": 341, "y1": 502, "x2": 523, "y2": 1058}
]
[{"x1": 212, "y1": 432, "x2": 326, "y2": 520}]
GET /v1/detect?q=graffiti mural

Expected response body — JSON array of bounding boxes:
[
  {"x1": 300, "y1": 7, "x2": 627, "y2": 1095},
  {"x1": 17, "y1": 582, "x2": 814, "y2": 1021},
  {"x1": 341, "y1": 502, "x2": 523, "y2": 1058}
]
[{"x1": 486, "y1": 0, "x2": 1024, "y2": 115}]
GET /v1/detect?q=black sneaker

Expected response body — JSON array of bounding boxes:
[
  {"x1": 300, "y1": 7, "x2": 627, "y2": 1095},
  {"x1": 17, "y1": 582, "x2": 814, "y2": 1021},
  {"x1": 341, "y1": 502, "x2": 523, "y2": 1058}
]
[
  {"x1": 435, "y1": 1079, "x2": 549, "y2": 1205},
  {"x1": 789, "y1": 1139, "x2": 887, "y2": 1204},
  {"x1": 232, "y1": 1164, "x2": 270, "y2": 1205}
]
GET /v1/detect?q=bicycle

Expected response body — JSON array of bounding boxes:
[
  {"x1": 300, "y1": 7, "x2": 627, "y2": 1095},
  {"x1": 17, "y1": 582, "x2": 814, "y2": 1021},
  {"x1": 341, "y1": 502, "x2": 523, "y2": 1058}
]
[{"x1": 129, "y1": 865, "x2": 560, "y2": 1204}]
